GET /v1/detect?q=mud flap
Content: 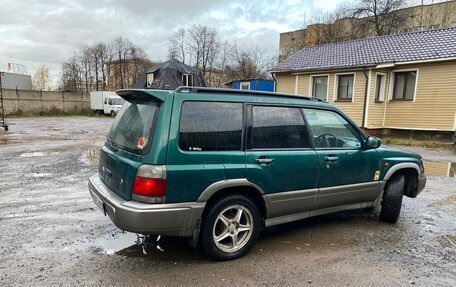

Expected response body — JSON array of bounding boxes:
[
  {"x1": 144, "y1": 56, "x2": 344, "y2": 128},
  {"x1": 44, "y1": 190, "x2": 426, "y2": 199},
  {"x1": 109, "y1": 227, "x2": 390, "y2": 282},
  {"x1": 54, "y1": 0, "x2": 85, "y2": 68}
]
[{"x1": 188, "y1": 218, "x2": 202, "y2": 249}]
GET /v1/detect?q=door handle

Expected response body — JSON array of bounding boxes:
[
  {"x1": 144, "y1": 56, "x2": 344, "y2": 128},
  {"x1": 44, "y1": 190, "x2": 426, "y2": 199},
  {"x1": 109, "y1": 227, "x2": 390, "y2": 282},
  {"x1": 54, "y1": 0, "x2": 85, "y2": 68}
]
[
  {"x1": 324, "y1": 156, "x2": 339, "y2": 162},
  {"x1": 255, "y1": 158, "x2": 274, "y2": 164}
]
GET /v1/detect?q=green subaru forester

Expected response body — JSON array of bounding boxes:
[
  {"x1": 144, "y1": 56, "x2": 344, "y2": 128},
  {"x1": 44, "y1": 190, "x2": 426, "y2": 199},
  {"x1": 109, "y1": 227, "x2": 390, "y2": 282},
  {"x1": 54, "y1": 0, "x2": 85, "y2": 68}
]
[{"x1": 89, "y1": 87, "x2": 426, "y2": 260}]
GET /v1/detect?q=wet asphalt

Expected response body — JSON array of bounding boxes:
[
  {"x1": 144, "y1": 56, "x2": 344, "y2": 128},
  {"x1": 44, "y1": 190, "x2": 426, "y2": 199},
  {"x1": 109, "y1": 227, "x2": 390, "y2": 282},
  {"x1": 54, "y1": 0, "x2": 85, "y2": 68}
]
[{"x1": 0, "y1": 117, "x2": 455, "y2": 287}]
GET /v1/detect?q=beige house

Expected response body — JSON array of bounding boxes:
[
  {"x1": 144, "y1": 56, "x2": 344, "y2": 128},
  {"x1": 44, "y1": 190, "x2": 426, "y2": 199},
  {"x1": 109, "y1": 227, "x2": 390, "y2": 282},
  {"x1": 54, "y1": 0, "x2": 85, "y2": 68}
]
[{"x1": 271, "y1": 28, "x2": 456, "y2": 137}]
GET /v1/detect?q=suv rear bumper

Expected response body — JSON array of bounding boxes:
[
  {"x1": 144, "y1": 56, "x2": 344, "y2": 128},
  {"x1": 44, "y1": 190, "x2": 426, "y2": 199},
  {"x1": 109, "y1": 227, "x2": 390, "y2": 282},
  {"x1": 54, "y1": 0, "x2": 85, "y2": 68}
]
[{"x1": 88, "y1": 174, "x2": 205, "y2": 237}]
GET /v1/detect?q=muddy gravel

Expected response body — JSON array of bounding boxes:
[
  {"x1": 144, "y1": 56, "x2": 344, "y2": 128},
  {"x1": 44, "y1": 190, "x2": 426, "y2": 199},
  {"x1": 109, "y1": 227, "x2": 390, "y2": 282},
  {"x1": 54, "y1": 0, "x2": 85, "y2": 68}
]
[{"x1": 0, "y1": 117, "x2": 455, "y2": 287}]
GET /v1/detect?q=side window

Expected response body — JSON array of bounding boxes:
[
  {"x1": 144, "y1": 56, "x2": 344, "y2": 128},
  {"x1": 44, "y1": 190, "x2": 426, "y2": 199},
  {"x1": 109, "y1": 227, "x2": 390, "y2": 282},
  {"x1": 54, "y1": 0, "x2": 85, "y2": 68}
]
[
  {"x1": 182, "y1": 74, "x2": 194, "y2": 87},
  {"x1": 179, "y1": 102, "x2": 243, "y2": 151},
  {"x1": 104, "y1": 98, "x2": 107, "y2": 105},
  {"x1": 240, "y1": 82, "x2": 250, "y2": 90},
  {"x1": 146, "y1": 73, "x2": 154, "y2": 88},
  {"x1": 303, "y1": 109, "x2": 361, "y2": 149},
  {"x1": 251, "y1": 106, "x2": 311, "y2": 149},
  {"x1": 108, "y1": 99, "x2": 112, "y2": 105}
]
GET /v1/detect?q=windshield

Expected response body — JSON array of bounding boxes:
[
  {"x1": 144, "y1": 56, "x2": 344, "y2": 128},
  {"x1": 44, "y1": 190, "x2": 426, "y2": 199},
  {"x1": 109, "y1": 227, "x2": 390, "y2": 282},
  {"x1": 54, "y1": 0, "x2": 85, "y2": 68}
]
[
  {"x1": 111, "y1": 98, "x2": 125, "y2": 106},
  {"x1": 107, "y1": 100, "x2": 159, "y2": 154}
]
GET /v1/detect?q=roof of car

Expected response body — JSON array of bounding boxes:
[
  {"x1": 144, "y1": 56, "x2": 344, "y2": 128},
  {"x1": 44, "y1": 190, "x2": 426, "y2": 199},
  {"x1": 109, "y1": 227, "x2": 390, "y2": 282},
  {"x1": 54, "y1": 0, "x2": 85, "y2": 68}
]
[
  {"x1": 174, "y1": 86, "x2": 327, "y2": 102},
  {"x1": 117, "y1": 87, "x2": 336, "y2": 109}
]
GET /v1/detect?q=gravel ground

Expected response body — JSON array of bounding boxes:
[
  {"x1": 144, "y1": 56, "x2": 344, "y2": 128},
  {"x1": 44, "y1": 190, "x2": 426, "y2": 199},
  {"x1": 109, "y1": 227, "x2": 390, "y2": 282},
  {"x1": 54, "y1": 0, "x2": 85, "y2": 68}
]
[{"x1": 0, "y1": 117, "x2": 455, "y2": 287}]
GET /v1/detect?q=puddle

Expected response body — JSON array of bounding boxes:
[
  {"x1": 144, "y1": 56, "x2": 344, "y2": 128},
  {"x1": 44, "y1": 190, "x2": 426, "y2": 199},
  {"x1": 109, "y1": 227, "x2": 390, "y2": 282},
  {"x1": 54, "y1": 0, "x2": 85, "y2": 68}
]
[
  {"x1": 423, "y1": 161, "x2": 455, "y2": 177},
  {"x1": 96, "y1": 232, "x2": 200, "y2": 260},
  {"x1": 31, "y1": 173, "x2": 53, "y2": 178},
  {"x1": 19, "y1": 151, "x2": 59, "y2": 158},
  {"x1": 80, "y1": 148, "x2": 100, "y2": 166}
]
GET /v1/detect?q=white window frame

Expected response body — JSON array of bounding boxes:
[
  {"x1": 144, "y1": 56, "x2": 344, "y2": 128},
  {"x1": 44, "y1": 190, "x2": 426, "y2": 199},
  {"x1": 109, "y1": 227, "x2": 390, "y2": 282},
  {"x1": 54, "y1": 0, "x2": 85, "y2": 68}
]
[
  {"x1": 309, "y1": 74, "x2": 329, "y2": 101},
  {"x1": 146, "y1": 73, "x2": 154, "y2": 88},
  {"x1": 182, "y1": 74, "x2": 194, "y2": 87},
  {"x1": 240, "y1": 81, "x2": 250, "y2": 90},
  {"x1": 334, "y1": 72, "x2": 356, "y2": 102},
  {"x1": 388, "y1": 69, "x2": 419, "y2": 102},
  {"x1": 374, "y1": 73, "x2": 387, "y2": 102}
]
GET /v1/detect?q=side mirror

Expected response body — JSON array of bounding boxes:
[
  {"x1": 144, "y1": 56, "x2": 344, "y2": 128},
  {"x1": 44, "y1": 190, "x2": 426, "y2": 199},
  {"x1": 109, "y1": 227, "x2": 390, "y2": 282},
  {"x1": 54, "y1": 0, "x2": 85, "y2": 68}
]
[{"x1": 367, "y1": 136, "x2": 381, "y2": 149}]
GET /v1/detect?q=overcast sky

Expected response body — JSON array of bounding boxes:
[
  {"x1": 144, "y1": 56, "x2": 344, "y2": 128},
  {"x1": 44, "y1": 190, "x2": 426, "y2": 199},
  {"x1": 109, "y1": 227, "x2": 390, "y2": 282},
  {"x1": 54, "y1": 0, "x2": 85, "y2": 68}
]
[
  {"x1": 0, "y1": 0, "x2": 430, "y2": 84},
  {"x1": 0, "y1": 0, "x2": 348, "y2": 83}
]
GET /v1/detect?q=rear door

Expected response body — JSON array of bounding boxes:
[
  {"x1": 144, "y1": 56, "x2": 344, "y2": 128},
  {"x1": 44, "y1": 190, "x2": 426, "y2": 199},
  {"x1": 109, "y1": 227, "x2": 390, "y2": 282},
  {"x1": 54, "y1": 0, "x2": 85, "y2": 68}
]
[
  {"x1": 165, "y1": 97, "x2": 246, "y2": 203},
  {"x1": 245, "y1": 105, "x2": 319, "y2": 218},
  {"x1": 302, "y1": 108, "x2": 378, "y2": 209}
]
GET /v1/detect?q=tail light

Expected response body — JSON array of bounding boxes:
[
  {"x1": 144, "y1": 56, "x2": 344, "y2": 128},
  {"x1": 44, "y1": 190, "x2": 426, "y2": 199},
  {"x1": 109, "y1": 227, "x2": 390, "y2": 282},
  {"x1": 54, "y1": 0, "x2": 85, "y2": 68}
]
[{"x1": 132, "y1": 165, "x2": 166, "y2": 203}]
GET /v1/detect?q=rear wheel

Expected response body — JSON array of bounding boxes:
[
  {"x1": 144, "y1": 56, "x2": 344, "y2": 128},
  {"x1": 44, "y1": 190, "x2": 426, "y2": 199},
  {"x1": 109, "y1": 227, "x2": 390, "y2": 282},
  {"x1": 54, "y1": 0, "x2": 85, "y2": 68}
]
[
  {"x1": 380, "y1": 174, "x2": 405, "y2": 223},
  {"x1": 200, "y1": 194, "x2": 261, "y2": 261}
]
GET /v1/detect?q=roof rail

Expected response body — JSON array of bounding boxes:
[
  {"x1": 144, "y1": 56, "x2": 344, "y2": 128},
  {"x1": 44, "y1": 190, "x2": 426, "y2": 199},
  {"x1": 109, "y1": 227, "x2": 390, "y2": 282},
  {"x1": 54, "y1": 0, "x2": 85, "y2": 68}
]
[{"x1": 174, "y1": 86, "x2": 327, "y2": 102}]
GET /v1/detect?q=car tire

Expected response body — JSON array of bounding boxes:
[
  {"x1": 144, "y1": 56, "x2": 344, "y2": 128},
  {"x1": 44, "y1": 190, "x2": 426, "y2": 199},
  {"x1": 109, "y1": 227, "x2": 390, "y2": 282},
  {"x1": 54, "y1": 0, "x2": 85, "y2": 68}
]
[
  {"x1": 200, "y1": 194, "x2": 261, "y2": 261},
  {"x1": 110, "y1": 110, "x2": 115, "y2": 117},
  {"x1": 380, "y1": 174, "x2": 405, "y2": 223}
]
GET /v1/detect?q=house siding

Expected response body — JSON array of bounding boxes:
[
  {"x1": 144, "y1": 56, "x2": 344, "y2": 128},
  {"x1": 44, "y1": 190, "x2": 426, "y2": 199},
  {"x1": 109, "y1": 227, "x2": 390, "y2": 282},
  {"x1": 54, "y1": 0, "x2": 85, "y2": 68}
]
[
  {"x1": 366, "y1": 68, "x2": 390, "y2": 128},
  {"x1": 274, "y1": 60, "x2": 456, "y2": 132},
  {"x1": 382, "y1": 62, "x2": 456, "y2": 131},
  {"x1": 276, "y1": 71, "x2": 366, "y2": 126},
  {"x1": 275, "y1": 73, "x2": 295, "y2": 94}
]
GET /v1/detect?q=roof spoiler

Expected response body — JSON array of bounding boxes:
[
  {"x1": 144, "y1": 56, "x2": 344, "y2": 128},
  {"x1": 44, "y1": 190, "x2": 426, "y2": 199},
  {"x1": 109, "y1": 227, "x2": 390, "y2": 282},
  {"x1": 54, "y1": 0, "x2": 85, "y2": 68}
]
[{"x1": 116, "y1": 89, "x2": 167, "y2": 102}]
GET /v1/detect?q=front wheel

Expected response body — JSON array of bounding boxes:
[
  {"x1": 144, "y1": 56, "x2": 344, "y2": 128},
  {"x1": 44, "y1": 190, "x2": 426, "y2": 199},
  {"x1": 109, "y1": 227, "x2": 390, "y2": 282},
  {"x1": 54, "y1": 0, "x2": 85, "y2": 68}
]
[
  {"x1": 380, "y1": 174, "x2": 405, "y2": 223},
  {"x1": 200, "y1": 194, "x2": 261, "y2": 261}
]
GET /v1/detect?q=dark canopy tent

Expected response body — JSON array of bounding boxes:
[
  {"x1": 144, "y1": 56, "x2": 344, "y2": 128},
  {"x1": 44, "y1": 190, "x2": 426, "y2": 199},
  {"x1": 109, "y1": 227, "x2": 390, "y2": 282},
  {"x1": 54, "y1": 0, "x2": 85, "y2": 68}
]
[{"x1": 133, "y1": 59, "x2": 207, "y2": 90}]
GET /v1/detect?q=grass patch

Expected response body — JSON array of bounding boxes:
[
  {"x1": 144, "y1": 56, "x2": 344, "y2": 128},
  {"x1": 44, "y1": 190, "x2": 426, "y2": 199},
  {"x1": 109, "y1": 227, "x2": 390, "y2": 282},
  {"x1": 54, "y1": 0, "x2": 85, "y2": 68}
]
[
  {"x1": 382, "y1": 137, "x2": 455, "y2": 150},
  {"x1": 9, "y1": 112, "x2": 101, "y2": 118},
  {"x1": 7, "y1": 107, "x2": 103, "y2": 118}
]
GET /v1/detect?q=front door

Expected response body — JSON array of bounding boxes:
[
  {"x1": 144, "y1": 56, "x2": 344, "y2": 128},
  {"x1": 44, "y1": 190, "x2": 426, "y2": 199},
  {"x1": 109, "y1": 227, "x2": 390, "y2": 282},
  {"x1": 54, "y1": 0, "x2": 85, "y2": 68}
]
[
  {"x1": 245, "y1": 105, "x2": 319, "y2": 218},
  {"x1": 303, "y1": 108, "x2": 379, "y2": 209}
]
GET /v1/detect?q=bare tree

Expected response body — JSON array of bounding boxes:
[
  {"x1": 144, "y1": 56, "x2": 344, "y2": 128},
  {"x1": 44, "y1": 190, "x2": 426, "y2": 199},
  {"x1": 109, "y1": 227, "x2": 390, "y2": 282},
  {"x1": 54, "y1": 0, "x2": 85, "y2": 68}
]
[
  {"x1": 61, "y1": 55, "x2": 83, "y2": 92},
  {"x1": 61, "y1": 37, "x2": 149, "y2": 92},
  {"x1": 420, "y1": 0, "x2": 456, "y2": 30},
  {"x1": 349, "y1": 0, "x2": 410, "y2": 36},
  {"x1": 189, "y1": 24, "x2": 219, "y2": 75},
  {"x1": 33, "y1": 64, "x2": 51, "y2": 91},
  {"x1": 168, "y1": 28, "x2": 187, "y2": 64},
  {"x1": 228, "y1": 44, "x2": 276, "y2": 80}
]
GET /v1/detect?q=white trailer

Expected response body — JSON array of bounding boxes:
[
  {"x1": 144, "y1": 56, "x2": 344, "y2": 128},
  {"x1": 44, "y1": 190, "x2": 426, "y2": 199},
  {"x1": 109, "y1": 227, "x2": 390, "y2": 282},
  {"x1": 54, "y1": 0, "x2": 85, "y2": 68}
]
[{"x1": 90, "y1": 92, "x2": 125, "y2": 116}]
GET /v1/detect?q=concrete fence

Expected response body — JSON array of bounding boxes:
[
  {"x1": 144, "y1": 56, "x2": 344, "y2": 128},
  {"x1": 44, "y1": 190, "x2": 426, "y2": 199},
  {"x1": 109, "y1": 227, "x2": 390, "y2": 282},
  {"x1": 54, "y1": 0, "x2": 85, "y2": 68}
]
[{"x1": 1, "y1": 89, "x2": 90, "y2": 115}]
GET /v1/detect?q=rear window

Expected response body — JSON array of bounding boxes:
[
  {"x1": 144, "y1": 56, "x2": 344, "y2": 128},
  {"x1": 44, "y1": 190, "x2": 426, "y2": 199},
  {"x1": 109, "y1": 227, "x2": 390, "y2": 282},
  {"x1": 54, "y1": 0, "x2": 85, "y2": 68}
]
[
  {"x1": 179, "y1": 101, "x2": 243, "y2": 151},
  {"x1": 107, "y1": 100, "x2": 159, "y2": 154}
]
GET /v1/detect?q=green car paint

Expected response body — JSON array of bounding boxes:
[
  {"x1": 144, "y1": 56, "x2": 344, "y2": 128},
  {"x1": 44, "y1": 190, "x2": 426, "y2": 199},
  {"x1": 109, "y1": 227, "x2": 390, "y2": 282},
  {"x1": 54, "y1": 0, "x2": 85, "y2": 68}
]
[{"x1": 90, "y1": 87, "x2": 426, "y2": 239}]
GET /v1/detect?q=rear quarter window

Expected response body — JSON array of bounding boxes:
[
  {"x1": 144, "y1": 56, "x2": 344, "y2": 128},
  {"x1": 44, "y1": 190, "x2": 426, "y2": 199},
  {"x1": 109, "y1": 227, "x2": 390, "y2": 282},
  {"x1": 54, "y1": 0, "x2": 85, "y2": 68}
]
[{"x1": 179, "y1": 101, "x2": 243, "y2": 151}]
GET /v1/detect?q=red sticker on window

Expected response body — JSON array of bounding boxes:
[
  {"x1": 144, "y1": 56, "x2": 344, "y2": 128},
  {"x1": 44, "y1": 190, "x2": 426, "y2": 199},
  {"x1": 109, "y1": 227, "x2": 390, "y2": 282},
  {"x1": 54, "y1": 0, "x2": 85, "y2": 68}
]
[{"x1": 137, "y1": 137, "x2": 147, "y2": 150}]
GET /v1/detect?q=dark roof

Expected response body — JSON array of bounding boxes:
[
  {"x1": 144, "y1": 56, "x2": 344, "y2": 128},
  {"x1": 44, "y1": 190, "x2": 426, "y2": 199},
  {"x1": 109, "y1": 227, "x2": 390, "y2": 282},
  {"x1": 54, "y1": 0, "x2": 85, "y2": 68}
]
[
  {"x1": 271, "y1": 27, "x2": 456, "y2": 73},
  {"x1": 145, "y1": 59, "x2": 200, "y2": 75},
  {"x1": 132, "y1": 59, "x2": 207, "y2": 89}
]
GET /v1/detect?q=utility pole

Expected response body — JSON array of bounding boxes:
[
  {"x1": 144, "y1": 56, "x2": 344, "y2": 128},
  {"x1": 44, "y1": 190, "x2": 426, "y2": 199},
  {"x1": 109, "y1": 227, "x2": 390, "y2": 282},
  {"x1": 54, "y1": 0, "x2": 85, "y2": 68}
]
[{"x1": 0, "y1": 71, "x2": 8, "y2": 131}]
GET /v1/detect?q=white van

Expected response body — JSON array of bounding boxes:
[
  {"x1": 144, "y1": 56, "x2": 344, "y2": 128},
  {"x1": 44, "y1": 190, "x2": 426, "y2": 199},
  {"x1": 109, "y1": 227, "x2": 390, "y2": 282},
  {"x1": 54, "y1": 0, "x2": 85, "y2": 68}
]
[{"x1": 90, "y1": 92, "x2": 125, "y2": 116}]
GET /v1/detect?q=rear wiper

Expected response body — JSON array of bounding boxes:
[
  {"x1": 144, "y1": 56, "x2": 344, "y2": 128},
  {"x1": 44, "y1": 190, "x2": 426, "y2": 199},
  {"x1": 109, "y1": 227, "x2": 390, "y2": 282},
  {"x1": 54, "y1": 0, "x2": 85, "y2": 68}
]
[{"x1": 106, "y1": 136, "x2": 118, "y2": 151}]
